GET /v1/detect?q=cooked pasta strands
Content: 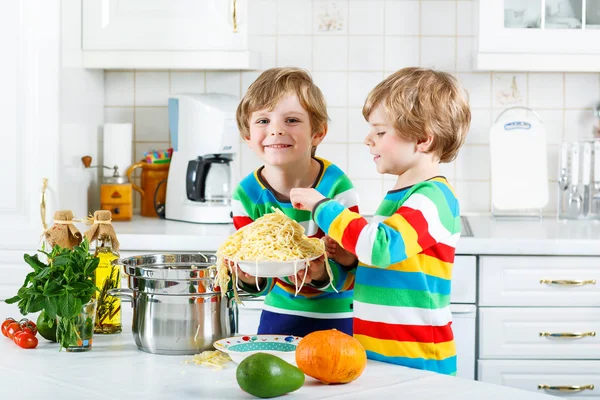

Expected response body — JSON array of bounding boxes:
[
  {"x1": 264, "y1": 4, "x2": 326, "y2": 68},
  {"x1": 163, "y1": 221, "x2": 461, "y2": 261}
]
[{"x1": 213, "y1": 208, "x2": 336, "y2": 303}]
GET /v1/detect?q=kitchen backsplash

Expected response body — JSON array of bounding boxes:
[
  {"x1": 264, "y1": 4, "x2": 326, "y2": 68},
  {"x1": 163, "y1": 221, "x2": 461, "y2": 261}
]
[{"x1": 104, "y1": 0, "x2": 600, "y2": 215}]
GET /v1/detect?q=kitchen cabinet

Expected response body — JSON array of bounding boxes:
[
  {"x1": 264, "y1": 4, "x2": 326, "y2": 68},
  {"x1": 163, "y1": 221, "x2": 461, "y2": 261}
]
[
  {"x1": 478, "y1": 255, "x2": 600, "y2": 397},
  {"x1": 476, "y1": 0, "x2": 600, "y2": 71},
  {"x1": 82, "y1": 0, "x2": 258, "y2": 70}
]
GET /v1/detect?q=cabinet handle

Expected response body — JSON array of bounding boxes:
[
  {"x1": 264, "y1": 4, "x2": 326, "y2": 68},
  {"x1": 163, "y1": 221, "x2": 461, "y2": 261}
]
[
  {"x1": 40, "y1": 178, "x2": 48, "y2": 231},
  {"x1": 540, "y1": 279, "x2": 596, "y2": 286},
  {"x1": 538, "y1": 384, "x2": 594, "y2": 392},
  {"x1": 539, "y1": 331, "x2": 596, "y2": 339},
  {"x1": 232, "y1": 0, "x2": 238, "y2": 33}
]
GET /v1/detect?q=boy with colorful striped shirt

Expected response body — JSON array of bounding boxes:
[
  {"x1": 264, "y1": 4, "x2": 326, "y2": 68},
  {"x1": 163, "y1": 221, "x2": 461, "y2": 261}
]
[
  {"x1": 231, "y1": 67, "x2": 359, "y2": 337},
  {"x1": 290, "y1": 68, "x2": 471, "y2": 375}
]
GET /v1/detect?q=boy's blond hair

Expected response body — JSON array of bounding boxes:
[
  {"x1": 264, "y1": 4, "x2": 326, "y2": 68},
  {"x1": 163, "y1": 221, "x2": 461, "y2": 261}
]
[
  {"x1": 236, "y1": 68, "x2": 328, "y2": 142},
  {"x1": 363, "y1": 67, "x2": 470, "y2": 163}
]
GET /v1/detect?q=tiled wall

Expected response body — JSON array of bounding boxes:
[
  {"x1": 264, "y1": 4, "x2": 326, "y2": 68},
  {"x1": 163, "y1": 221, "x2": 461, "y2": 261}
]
[{"x1": 104, "y1": 0, "x2": 600, "y2": 215}]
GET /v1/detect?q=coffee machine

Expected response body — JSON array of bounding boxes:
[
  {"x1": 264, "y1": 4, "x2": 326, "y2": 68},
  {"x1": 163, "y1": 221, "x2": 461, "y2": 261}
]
[{"x1": 165, "y1": 94, "x2": 239, "y2": 224}]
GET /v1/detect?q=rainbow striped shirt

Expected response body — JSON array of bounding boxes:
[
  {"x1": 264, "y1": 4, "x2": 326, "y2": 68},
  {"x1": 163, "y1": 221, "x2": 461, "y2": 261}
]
[
  {"x1": 231, "y1": 157, "x2": 358, "y2": 329},
  {"x1": 314, "y1": 177, "x2": 460, "y2": 375}
]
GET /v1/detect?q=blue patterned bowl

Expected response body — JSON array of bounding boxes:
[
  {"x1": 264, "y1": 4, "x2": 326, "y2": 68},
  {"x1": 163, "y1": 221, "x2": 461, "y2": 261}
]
[{"x1": 213, "y1": 334, "x2": 302, "y2": 365}]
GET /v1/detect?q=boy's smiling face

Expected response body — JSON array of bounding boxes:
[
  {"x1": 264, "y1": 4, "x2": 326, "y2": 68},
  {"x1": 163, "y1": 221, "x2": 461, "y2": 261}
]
[{"x1": 246, "y1": 94, "x2": 325, "y2": 168}]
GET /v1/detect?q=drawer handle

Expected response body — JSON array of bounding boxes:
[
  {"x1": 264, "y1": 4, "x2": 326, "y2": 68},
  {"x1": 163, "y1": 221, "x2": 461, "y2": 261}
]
[
  {"x1": 538, "y1": 384, "x2": 594, "y2": 392},
  {"x1": 540, "y1": 279, "x2": 596, "y2": 286},
  {"x1": 539, "y1": 331, "x2": 596, "y2": 339}
]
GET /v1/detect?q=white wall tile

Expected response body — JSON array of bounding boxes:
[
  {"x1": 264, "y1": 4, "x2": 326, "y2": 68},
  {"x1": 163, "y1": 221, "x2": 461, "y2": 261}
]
[
  {"x1": 349, "y1": 36, "x2": 384, "y2": 71},
  {"x1": 316, "y1": 143, "x2": 348, "y2": 172},
  {"x1": 421, "y1": 1, "x2": 456, "y2": 36},
  {"x1": 135, "y1": 107, "x2": 169, "y2": 142},
  {"x1": 528, "y1": 73, "x2": 564, "y2": 109},
  {"x1": 170, "y1": 72, "x2": 205, "y2": 95},
  {"x1": 313, "y1": 36, "x2": 348, "y2": 71},
  {"x1": 277, "y1": 36, "x2": 313, "y2": 70},
  {"x1": 314, "y1": 0, "x2": 348, "y2": 34},
  {"x1": 135, "y1": 72, "x2": 170, "y2": 106},
  {"x1": 348, "y1": 72, "x2": 383, "y2": 107},
  {"x1": 324, "y1": 107, "x2": 349, "y2": 143},
  {"x1": 457, "y1": 1, "x2": 474, "y2": 36},
  {"x1": 348, "y1": 143, "x2": 380, "y2": 179},
  {"x1": 456, "y1": 37, "x2": 474, "y2": 72},
  {"x1": 465, "y1": 109, "x2": 491, "y2": 144},
  {"x1": 420, "y1": 37, "x2": 456, "y2": 72},
  {"x1": 536, "y1": 110, "x2": 564, "y2": 144},
  {"x1": 564, "y1": 109, "x2": 598, "y2": 141},
  {"x1": 312, "y1": 71, "x2": 348, "y2": 107},
  {"x1": 492, "y1": 73, "x2": 527, "y2": 108},
  {"x1": 249, "y1": 36, "x2": 277, "y2": 69},
  {"x1": 353, "y1": 179, "x2": 384, "y2": 215},
  {"x1": 565, "y1": 73, "x2": 600, "y2": 108},
  {"x1": 277, "y1": 0, "x2": 313, "y2": 34},
  {"x1": 455, "y1": 181, "x2": 490, "y2": 213},
  {"x1": 104, "y1": 107, "x2": 134, "y2": 124},
  {"x1": 248, "y1": 0, "x2": 277, "y2": 35},
  {"x1": 348, "y1": 0, "x2": 384, "y2": 35},
  {"x1": 105, "y1": 72, "x2": 134, "y2": 106},
  {"x1": 385, "y1": 1, "x2": 419, "y2": 35},
  {"x1": 455, "y1": 145, "x2": 490, "y2": 180},
  {"x1": 385, "y1": 37, "x2": 419, "y2": 71},
  {"x1": 348, "y1": 107, "x2": 369, "y2": 142},
  {"x1": 458, "y1": 73, "x2": 491, "y2": 108},
  {"x1": 205, "y1": 72, "x2": 241, "y2": 98},
  {"x1": 546, "y1": 144, "x2": 559, "y2": 184},
  {"x1": 241, "y1": 71, "x2": 262, "y2": 97}
]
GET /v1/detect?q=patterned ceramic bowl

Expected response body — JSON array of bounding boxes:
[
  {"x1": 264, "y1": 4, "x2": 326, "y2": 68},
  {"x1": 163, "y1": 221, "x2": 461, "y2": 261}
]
[{"x1": 213, "y1": 334, "x2": 302, "y2": 365}]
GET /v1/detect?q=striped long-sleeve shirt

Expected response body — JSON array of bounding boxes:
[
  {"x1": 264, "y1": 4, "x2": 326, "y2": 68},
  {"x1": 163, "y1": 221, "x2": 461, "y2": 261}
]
[
  {"x1": 314, "y1": 177, "x2": 460, "y2": 375},
  {"x1": 231, "y1": 157, "x2": 358, "y2": 337}
]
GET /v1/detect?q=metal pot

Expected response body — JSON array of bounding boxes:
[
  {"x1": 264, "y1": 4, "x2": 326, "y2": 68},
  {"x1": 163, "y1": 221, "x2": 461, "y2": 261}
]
[{"x1": 110, "y1": 253, "x2": 248, "y2": 356}]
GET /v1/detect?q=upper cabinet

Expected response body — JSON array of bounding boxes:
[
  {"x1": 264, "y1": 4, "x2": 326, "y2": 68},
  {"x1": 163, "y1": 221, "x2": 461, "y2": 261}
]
[
  {"x1": 82, "y1": 0, "x2": 258, "y2": 70},
  {"x1": 476, "y1": 0, "x2": 600, "y2": 71}
]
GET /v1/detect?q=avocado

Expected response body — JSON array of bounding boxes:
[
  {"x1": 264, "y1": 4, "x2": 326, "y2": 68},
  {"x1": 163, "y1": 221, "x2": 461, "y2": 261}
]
[{"x1": 236, "y1": 353, "x2": 305, "y2": 398}]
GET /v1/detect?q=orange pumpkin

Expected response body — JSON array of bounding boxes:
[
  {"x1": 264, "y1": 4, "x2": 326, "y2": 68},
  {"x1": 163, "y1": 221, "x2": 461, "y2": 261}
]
[{"x1": 295, "y1": 329, "x2": 367, "y2": 384}]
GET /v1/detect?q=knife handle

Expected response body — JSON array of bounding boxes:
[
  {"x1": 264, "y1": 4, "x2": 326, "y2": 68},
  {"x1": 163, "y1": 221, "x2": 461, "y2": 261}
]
[
  {"x1": 583, "y1": 143, "x2": 591, "y2": 184},
  {"x1": 594, "y1": 141, "x2": 600, "y2": 184},
  {"x1": 571, "y1": 144, "x2": 580, "y2": 186}
]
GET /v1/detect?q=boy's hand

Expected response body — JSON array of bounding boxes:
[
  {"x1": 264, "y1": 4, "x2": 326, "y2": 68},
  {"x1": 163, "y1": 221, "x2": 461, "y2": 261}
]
[
  {"x1": 288, "y1": 255, "x2": 327, "y2": 286},
  {"x1": 324, "y1": 235, "x2": 358, "y2": 268},
  {"x1": 226, "y1": 259, "x2": 265, "y2": 288},
  {"x1": 290, "y1": 188, "x2": 325, "y2": 211}
]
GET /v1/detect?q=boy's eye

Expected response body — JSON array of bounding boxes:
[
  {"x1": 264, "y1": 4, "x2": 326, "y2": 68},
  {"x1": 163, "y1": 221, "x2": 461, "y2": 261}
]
[
  {"x1": 286, "y1": 118, "x2": 300, "y2": 123},
  {"x1": 376, "y1": 131, "x2": 386, "y2": 137},
  {"x1": 256, "y1": 118, "x2": 269, "y2": 124}
]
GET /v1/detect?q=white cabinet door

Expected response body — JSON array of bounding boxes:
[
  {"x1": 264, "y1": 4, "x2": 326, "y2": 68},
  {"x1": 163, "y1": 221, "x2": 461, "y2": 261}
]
[
  {"x1": 451, "y1": 305, "x2": 476, "y2": 380},
  {"x1": 479, "y1": 360, "x2": 600, "y2": 398},
  {"x1": 82, "y1": 0, "x2": 247, "y2": 51},
  {"x1": 0, "y1": 251, "x2": 31, "y2": 301},
  {"x1": 451, "y1": 256, "x2": 476, "y2": 304},
  {"x1": 480, "y1": 308, "x2": 600, "y2": 359},
  {"x1": 0, "y1": 0, "x2": 60, "y2": 249}
]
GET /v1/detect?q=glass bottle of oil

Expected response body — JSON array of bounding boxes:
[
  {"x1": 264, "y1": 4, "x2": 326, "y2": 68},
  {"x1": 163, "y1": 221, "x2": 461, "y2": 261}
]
[{"x1": 93, "y1": 234, "x2": 122, "y2": 334}]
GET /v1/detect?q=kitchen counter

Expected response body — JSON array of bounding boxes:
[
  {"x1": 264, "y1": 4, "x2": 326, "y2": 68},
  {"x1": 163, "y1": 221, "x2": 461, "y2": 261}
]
[
  {"x1": 0, "y1": 302, "x2": 555, "y2": 400},
  {"x1": 113, "y1": 216, "x2": 600, "y2": 256}
]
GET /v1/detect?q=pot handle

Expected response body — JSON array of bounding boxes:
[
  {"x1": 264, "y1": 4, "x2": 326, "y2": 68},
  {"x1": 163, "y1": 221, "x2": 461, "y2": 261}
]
[{"x1": 108, "y1": 288, "x2": 134, "y2": 307}]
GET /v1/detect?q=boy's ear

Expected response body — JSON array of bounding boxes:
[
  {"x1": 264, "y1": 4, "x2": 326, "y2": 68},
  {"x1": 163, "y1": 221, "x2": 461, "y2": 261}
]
[
  {"x1": 311, "y1": 124, "x2": 328, "y2": 146},
  {"x1": 244, "y1": 136, "x2": 252, "y2": 148},
  {"x1": 416, "y1": 134, "x2": 434, "y2": 153}
]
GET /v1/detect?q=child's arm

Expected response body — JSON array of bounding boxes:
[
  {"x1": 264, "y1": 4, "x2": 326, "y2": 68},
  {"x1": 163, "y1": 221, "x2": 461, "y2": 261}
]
[{"x1": 291, "y1": 183, "x2": 459, "y2": 268}]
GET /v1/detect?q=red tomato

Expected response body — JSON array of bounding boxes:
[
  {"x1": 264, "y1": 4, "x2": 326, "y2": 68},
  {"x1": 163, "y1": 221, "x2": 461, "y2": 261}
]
[
  {"x1": 1, "y1": 318, "x2": 16, "y2": 337},
  {"x1": 14, "y1": 332, "x2": 38, "y2": 349},
  {"x1": 19, "y1": 319, "x2": 37, "y2": 336},
  {"x1": 6, "y1": 322, "x2": 22, "y2": 340}
]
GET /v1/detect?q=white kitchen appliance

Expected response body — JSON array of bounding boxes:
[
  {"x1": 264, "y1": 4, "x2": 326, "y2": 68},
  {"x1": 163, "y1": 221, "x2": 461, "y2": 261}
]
[{"x1": 165, "y1": 94, "x2": 239, "y2": 224}]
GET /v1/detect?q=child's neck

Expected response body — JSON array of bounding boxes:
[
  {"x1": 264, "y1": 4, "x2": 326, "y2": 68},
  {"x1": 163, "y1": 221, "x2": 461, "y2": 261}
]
[
  {"x1": 261, "y1": 157, "x2": 321, "y2": 200},
  {"x1": 393, "y1": 160, "x2": 441, "y2": 190}
]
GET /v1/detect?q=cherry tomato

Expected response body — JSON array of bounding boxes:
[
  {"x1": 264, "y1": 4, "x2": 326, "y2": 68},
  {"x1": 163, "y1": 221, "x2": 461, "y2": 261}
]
[
  {"x1": 19, "y1": 319, "x2": 37, "y2": 336},
  {"x1": 6, "y1": 322, "x2": 22, "y2": 340},
  {"x1": 12, "y1": 330, "x2": 27, "y2": 344},
  {"x1": 14, "y1": 332, "x2": 37, "y2": 349},
  {"x1": 1, "y1": 318, "x2": 16, "y2": 337}
]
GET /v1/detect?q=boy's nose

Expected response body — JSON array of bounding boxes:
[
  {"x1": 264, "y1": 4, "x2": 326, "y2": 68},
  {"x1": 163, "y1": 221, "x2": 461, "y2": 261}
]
[
  {"x1": 364, "y1": 134, "x2": 373, "y2": 146},
  {"x1": 270, "y1": 131, "x2": 285, "y2": 136}
]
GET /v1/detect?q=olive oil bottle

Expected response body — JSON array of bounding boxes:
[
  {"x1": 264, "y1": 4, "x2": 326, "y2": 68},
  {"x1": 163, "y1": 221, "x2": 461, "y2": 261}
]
[{"x1": 93, "y1": 235, "x2": 122, "y2": 334}]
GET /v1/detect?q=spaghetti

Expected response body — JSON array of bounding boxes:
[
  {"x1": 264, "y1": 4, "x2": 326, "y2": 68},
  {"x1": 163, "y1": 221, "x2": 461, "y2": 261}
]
[{"x1": 214, "y1": 208, "x2": 336, "y2": 302}]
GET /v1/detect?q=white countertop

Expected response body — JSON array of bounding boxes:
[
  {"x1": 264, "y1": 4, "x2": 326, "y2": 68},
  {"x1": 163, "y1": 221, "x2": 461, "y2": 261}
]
[
  {"x1": 0, "y1": 301, "x2": 555, "y2": 400},
  {"x1": 113, "y1": 216, "x2": 600, "y2": 256}
]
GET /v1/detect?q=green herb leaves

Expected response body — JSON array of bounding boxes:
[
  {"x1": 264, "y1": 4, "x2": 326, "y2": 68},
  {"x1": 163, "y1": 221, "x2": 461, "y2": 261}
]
[{"x1": 6, "y1": 238, "x2": 100, "y2": 350}]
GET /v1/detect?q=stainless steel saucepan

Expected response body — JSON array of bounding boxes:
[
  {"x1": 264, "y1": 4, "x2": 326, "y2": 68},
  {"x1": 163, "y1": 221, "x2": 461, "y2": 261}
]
[{"x1": 110, "y1": 253, "x2": 251, "y2": 356}]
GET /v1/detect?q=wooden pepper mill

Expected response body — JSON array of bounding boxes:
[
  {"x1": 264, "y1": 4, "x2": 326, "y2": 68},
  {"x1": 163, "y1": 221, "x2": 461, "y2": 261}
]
[{"x1": 82, "y1": 156, "x2": 133, "y2": 221}]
